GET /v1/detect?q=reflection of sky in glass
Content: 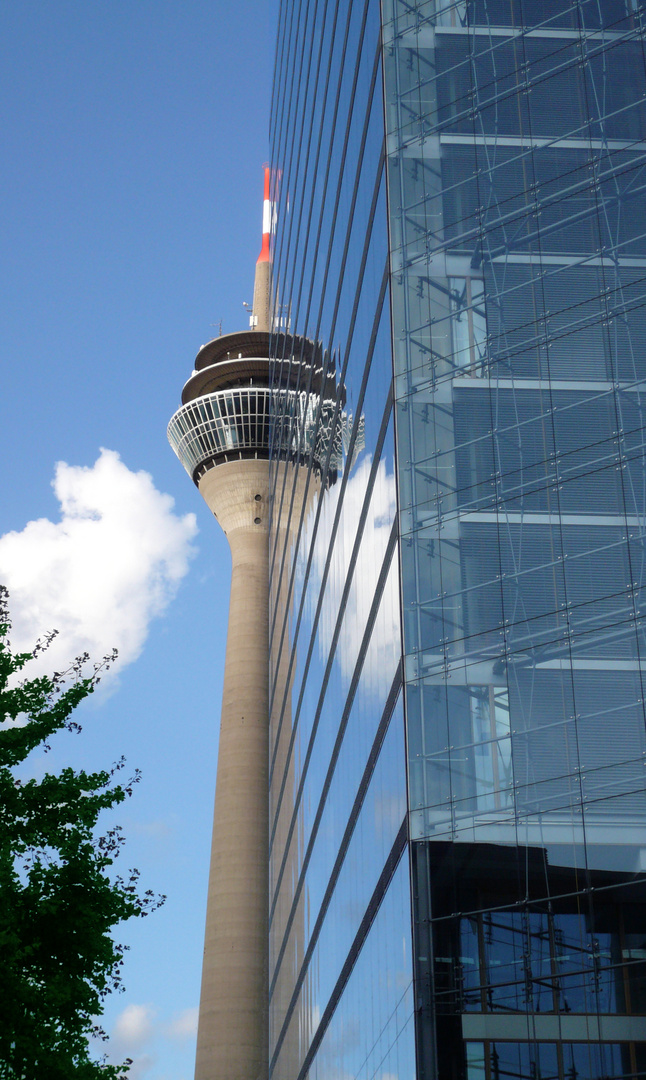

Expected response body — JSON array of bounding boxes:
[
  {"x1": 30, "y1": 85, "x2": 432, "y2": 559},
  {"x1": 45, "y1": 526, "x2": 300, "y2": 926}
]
[
  {"x1": 271, "y1": 704, "x2": 410, "y2": 1078},
  {"x1": 268, "y1": 443, "x2": 407, "y2": 1032},
  {"x1": 268, "y1": 426, "x2": 401, "y2": 875},
  {"x1": 267, "y1": 0, "x2": 415, "y2": 1054},
  {"x1": 307, "y1": 858, "x2": 416, "y2": 1080},
  {"x1": 268, "y1": 445, "x2": 416, "y2": 1077}
]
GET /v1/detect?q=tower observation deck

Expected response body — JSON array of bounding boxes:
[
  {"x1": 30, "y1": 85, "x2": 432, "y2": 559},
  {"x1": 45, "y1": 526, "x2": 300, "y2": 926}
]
[
  {"x1": 167, "y1": 168, "x2": 342, "y2": 1080},
  {"x1": 167, "y1": 328, "x2": 341, "y2": 485}
]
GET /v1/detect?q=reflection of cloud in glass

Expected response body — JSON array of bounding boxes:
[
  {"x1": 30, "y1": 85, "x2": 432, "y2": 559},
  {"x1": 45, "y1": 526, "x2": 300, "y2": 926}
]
[
  {"x1": 303, "y1": 455, "x2": 400, "y2": 701},
  {"x1": 317, "y1": 1013, "x2": 362, "y2": 1058},
  {"x1": 374, "y1": 789, "x2": 406, "y2": 837}
]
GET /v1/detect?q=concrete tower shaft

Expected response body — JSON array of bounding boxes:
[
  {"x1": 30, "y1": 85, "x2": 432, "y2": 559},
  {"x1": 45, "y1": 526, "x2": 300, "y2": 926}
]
[
  {"x1": 195, "y1": 458, "x2": 271, "y2": 1080},
  {"x1": 193, "y1": 458, "x2": 317, "y2": 1080}
]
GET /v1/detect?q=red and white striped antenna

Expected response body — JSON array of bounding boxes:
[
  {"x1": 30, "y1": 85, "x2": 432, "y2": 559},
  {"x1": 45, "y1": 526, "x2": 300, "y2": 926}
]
[
  {"x1": 251, "y1": 165, "x2": 274, "y2": 332},
  {"x1": 257, "y1": 164, "x2": 273, "y2": 265}
]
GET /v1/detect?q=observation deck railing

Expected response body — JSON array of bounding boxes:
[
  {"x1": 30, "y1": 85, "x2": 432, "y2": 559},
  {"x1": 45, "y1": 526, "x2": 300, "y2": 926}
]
[{"x1": 168, "y1": 387, "x2": 342, "y2": 482}]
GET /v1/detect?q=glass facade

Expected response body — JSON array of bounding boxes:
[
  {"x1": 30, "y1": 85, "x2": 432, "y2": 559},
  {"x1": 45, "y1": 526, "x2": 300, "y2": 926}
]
[
  {"x1": 267, "y1": 0, "x2": 415, "y2": 1077},
  {"x1": 268, "y1": 0, "x2": 646, "y2": 1077},
  {"x1": 384, "y1": 0, "x2": 646, "y2": 1076}
]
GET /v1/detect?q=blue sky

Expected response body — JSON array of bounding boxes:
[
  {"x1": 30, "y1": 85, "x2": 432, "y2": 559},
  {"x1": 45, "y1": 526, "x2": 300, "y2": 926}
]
[{"x1": 0, "y1": 3, "x2": 275, "y2": 1076}]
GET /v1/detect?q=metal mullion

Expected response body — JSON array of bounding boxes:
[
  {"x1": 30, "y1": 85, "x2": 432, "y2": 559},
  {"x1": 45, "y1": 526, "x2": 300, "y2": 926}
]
[
  {"x1": 269, "y1": 134, "x2": 388, "y2": 720},
  {"x1": 268, "y1": 384, "x2": 393, "y2": 900},
  {"x1": 267, "y1": 522, "x2": 399, "y2": 993},
  {"x1": 268, "y1": 259, "x2": 389, "y2": 812},
  {"x1": 268, "y1": 122, "x2": 386, "y2": 721},
  {"x1": 268, "y1": 0, "x2": 375, "y2": 651},
  {"x1": 269, "y1": 526, "x2": 399, "y2": 1001},
  {"x1": 273, "y1": 820, "x2": 408, "y2": 1080},
  {"x1": 268, "y1": 164, "x2": 388, "y2": 780}
]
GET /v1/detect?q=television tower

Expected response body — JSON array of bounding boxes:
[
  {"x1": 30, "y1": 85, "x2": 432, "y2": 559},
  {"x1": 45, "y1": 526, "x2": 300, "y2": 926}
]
[{"x1": 167, "y1": 168, "x2": 339, "y2": 1080}]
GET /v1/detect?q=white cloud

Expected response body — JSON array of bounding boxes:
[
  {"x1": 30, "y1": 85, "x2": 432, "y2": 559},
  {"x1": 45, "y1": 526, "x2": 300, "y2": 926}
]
[
  {"x1": 128, "y1": 818, "x2": 174, "y2": 843},
  {"x1": 104, "y1": 1002, "x2": 197, "y2": 1077},
  {"x1": 112, "y1": 1003, "x2": 156, "y2": 1049},
  {"x1": 0, "y1": 449, "x2": 197, "y2": 682},
  {"x1": 167, "y1": 1006, "x2": 198, "y2": 1040}
]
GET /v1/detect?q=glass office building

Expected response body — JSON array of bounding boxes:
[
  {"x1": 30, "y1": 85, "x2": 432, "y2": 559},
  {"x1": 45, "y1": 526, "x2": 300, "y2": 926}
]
[{"x1": 267, "y1": 1, "x2": 646, "y2": 1078}]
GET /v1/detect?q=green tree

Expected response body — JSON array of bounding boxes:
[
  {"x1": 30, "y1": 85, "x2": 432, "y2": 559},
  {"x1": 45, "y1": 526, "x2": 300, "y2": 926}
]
[{"x1": 0, "y1": 587, "x2": 163, "y2": 1079}]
